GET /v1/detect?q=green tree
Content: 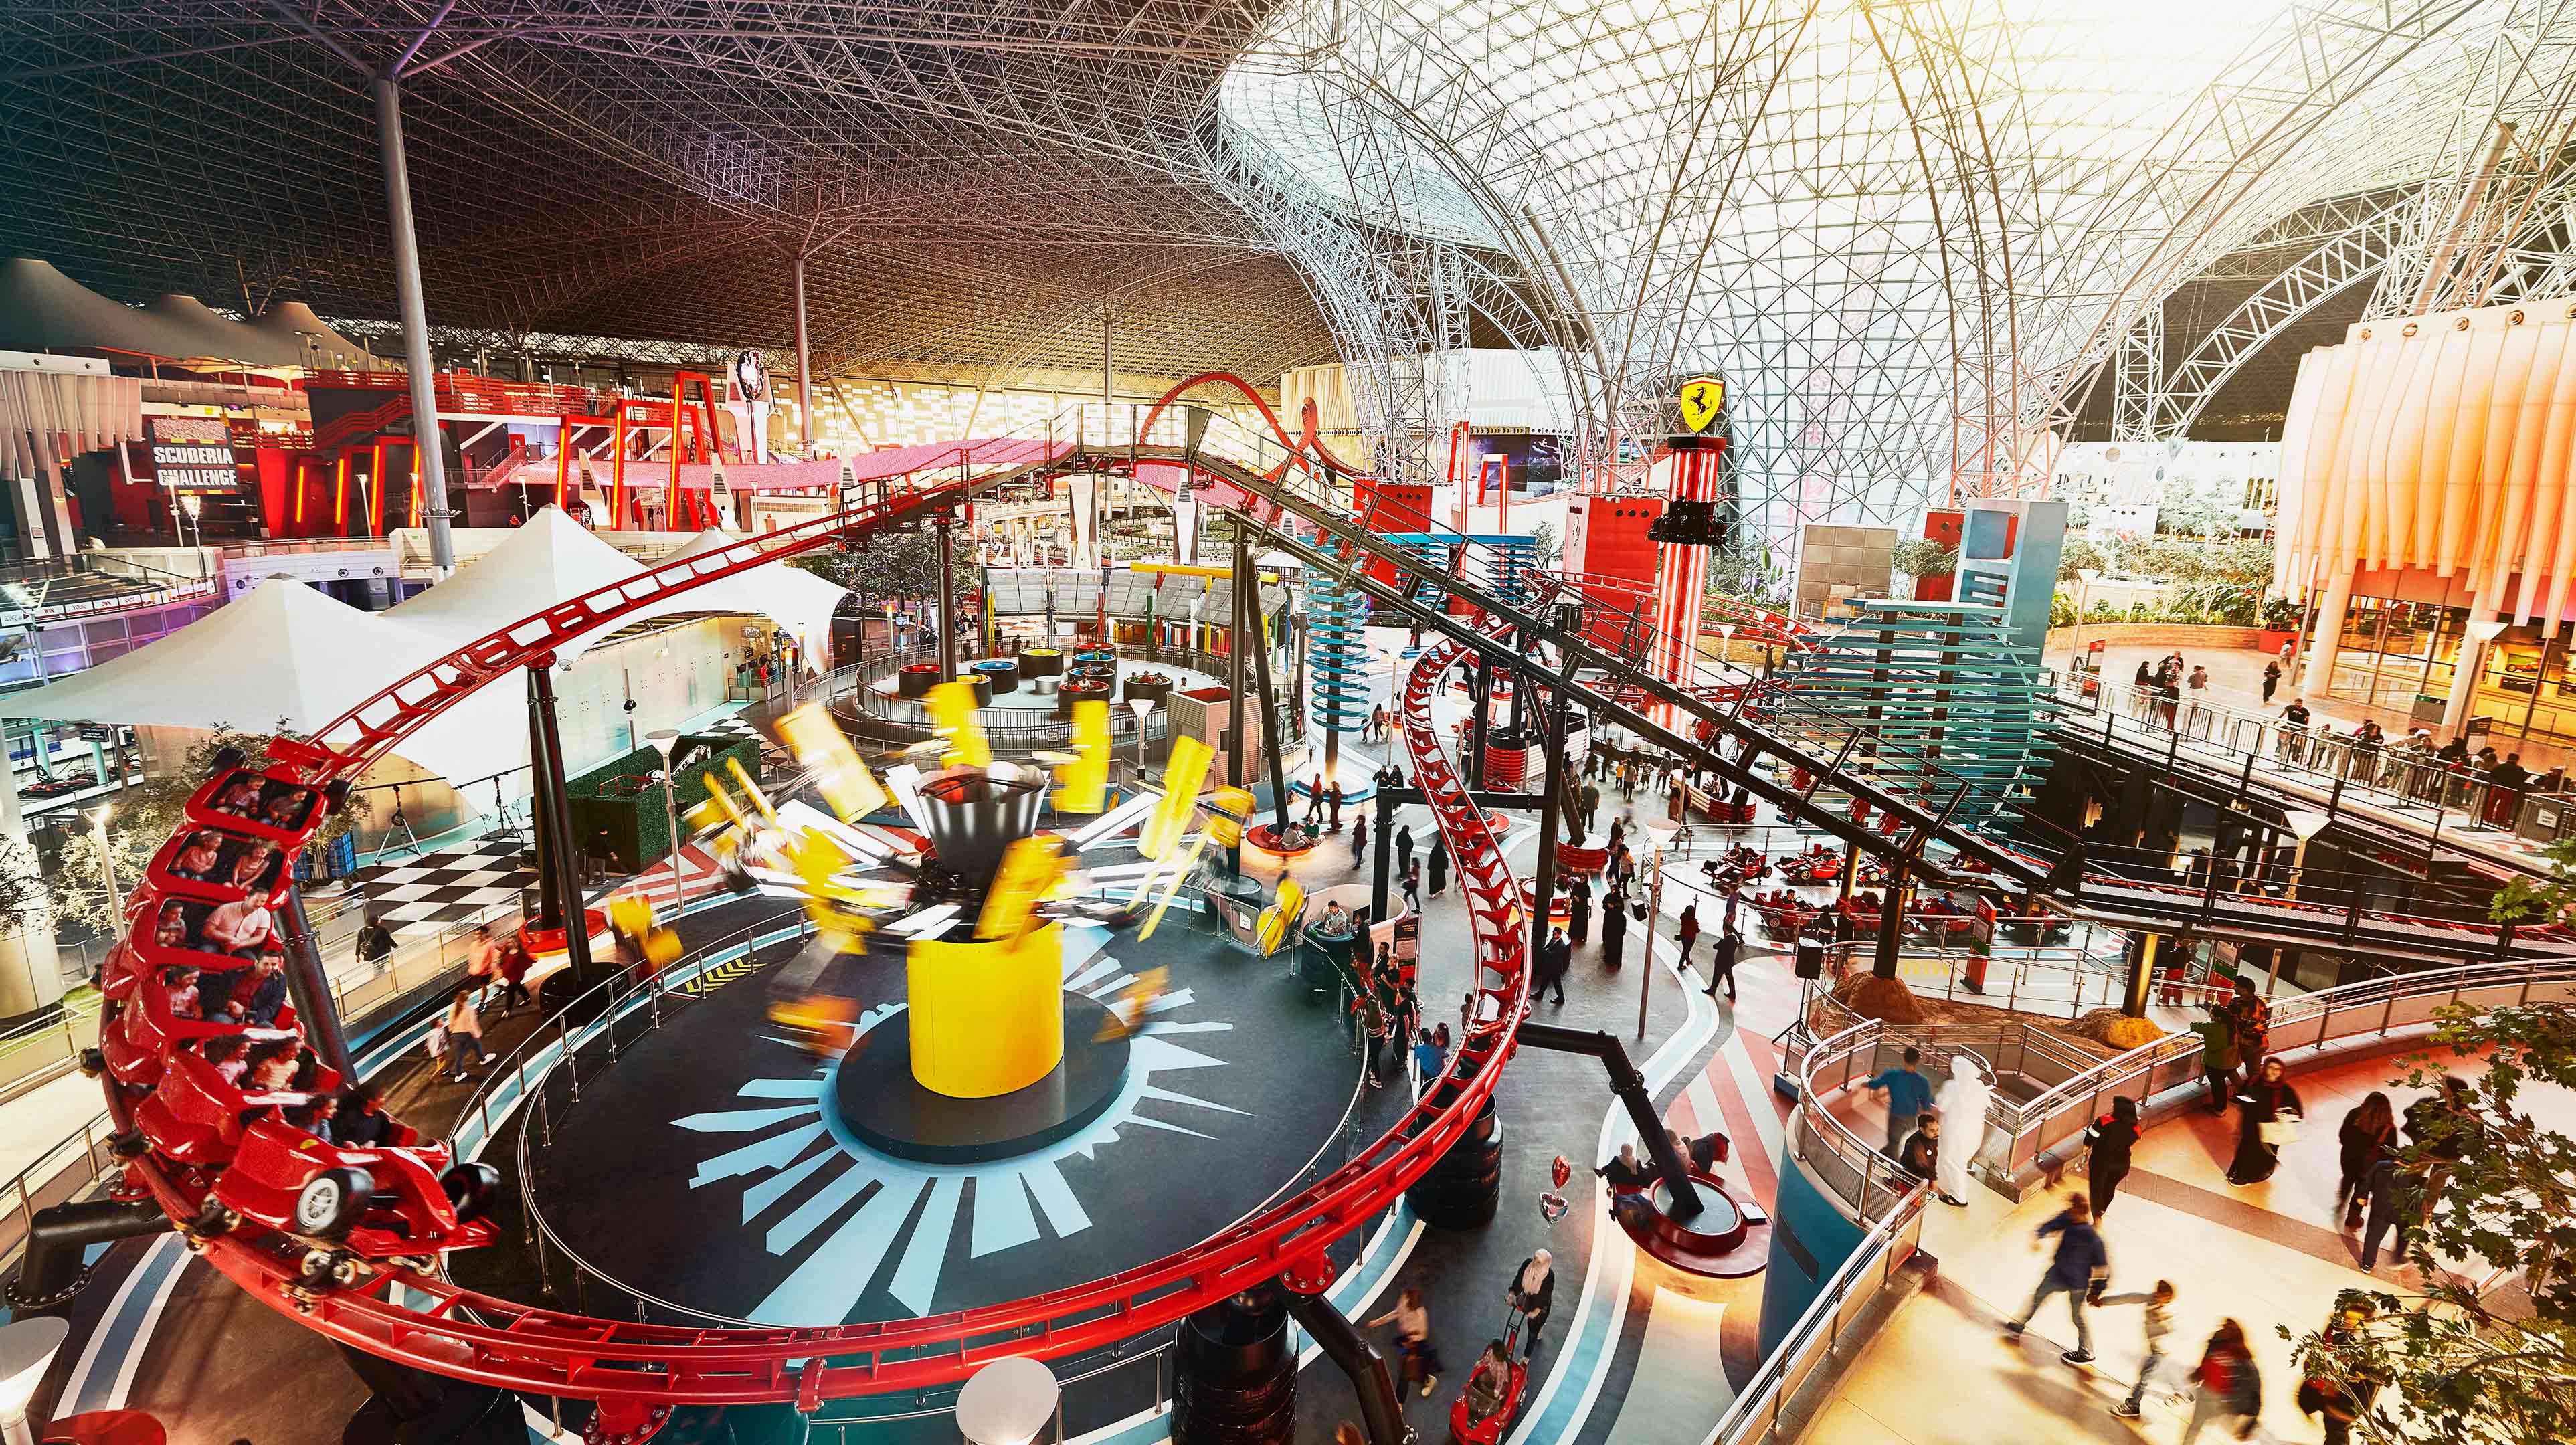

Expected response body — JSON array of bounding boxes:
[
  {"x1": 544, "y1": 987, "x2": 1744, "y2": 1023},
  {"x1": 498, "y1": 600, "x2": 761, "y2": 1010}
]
[
  {"x1": 795, "y1": 526, "x2": 978, "y2": 615},
  {"x1": 2285, "y1": 1001, "x2": 2576, "y2": 1444}
]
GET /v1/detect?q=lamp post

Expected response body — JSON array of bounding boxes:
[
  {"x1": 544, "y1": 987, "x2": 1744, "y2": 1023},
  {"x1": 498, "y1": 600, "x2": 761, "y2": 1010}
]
[
  {"x1": 957, "y1": 1355, "x2": 1059, "y2": 1445},
  {"x1": 2460, "y1": 617, "x2": 2510, "y2": 729},
  {"x1": 1127, "y1": 696, "x2": 1158, "y2": 781},
  {"x1": 2281, "y1": 808, "x2": 2332, "y2": 904},
  {"x1": 1640, "y1": 820, "x2": 1675, "y2": 1041},
  {"x1": 2069, "y1": 567, "x2": 2102, "y2": 676},
  {"x1": 90, "y1": 805, "x2": 119, "y2": 929},
  {"x1": 0, "y1": 1316, "x2": 68, "y2": 1445},
  {"x1": 646, "y1": 729, "x2": 683, "y2": 920}
]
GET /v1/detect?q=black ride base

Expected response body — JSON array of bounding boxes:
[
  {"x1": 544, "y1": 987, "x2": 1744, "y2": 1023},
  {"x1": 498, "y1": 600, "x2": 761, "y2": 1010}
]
[{"x1": 834, "y1": 996, "x2": 1132, "y2": 1164}]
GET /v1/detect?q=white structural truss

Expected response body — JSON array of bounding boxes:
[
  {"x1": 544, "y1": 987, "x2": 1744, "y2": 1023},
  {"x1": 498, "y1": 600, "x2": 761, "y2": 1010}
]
[
  {"x1": 1216, "y1": 0, "x2": 2576, "y2": 551},
  {"x1": 11, "y1": 1, "x2": 2576, "y2": 549}
]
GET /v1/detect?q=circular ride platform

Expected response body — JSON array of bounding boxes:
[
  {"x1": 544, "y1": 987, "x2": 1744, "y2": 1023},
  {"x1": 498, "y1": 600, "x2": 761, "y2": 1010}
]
[
  {"x1": 470, "y1": 905, "x2": 1402, "y2": 1331},
  {"x1": 833, "y1": 996, "x2": 1131, "y2": 1164}
]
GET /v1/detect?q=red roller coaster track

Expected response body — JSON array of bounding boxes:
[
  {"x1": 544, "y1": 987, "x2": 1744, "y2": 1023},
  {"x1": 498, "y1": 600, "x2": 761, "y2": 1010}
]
[
  {"x1": 91, "y1": 372, "x2": 2561, "y2": 1426},
  {"x1": 92, "y1": 401, "x2": 1539, "y2": 1418}
]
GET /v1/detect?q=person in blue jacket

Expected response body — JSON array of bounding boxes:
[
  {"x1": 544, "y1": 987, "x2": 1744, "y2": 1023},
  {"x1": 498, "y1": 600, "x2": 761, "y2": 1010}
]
[
  {"x1": 2005, "y1": 1194, "x2": 2110, "y2": 1364},
  {"x1": 1865, "y1": 1047, "x2": 1935, "y2": 1158}
]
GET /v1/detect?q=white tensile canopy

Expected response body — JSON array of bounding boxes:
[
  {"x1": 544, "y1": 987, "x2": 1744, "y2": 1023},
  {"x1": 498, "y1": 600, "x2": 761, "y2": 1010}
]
[
  {"x1": 0, "y1": 578, "x2": 488, "y2": 783},
  {"x1": 5, "y1": 511, "x2": 849, "y2": 815}
]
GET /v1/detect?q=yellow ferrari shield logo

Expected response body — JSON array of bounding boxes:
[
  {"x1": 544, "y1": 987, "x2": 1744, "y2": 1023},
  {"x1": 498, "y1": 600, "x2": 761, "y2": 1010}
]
[{"x1": 1677, "y1": 376, "x2": 1726, "y2": 434}]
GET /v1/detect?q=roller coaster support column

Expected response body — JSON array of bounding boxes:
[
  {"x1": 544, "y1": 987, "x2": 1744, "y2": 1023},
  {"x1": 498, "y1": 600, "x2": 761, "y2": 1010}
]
[
  {"x1": 371, "y1": 76, "x2": 452, "y2": 573},
  {"x1": 1372, "y1": 788, "x2": 1396, "y2": 923},
  {"x1": 1519, "y1": 1022, "x2": 1703, "y2": 1218},
  {"x1": 5, "y1": 1199, "x2": 168, "y2": 1310},
  {"x1": 2122, "y1": 931, "x2": 2160, "y2": 1018},
  {"x1": 1872, "y1": 868, "x2": 1906, "y2": 980},
  {"x1": 1282, "y1": 1281, "x2": 1414, "y2": 1445},
  {"x1": 1244, "y1": 568, "x2": 1295, "y2": 834},
  {"x1": 525, "y1": 678, "x2": 567, "y2": 937},
  {"x1": 1228, "y1": 531, "x2": 1248, "y2": 787},
  {"x1": 528, "y1": 660, "x2": 600, "y2": 987},
  {"x1": 1467, "y1": 651, "x2": 1493, "y2": 790},
  {"x1": 1526, "y1": 607, "x2": 1581, "y2": 965},
  {"x1": 937, "y1": 510, "x2": 959, "y2": 677},
  {"x1": 280, "y1": 885, "x2": 355, "y2": 1079}
]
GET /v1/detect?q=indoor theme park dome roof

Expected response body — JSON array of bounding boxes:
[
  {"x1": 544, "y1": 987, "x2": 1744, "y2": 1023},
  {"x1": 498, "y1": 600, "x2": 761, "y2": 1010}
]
[{"x1": 9, "y1": 1, "x2": 2576, "y2": 545}]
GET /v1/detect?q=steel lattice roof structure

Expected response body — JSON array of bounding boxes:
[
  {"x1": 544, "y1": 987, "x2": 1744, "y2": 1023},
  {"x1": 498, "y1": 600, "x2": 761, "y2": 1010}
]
[{"x1": 7, "y1": 1, "x2": 2576, "y2": 550}]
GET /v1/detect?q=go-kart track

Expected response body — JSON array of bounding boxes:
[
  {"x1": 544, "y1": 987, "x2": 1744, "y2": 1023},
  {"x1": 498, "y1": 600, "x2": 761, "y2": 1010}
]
[{"x1": 85, "y1": 381, "x2": 2575, "y2": 1432}]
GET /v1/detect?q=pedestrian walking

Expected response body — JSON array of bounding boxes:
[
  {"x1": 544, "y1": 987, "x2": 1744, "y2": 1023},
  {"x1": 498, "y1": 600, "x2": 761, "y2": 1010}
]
[
  {"x1": 2356, "y1": 1153, "x2": 2413, "y2": 1271},
  {"x1": 2190, "y1": 1005, "x2": 2239, "y2": 1114},
  {"x1": 1507, "y1": 1250, "x2": 1554, "y2": 1359},
  {"x1": 2082, "y1": 1096, "x2": 2142, "y2": 1218},
  {"x1": 1428, "y1": 833, "x2": 1451, "y2": 897},
  {"x1": 2403, "y1": 1074, "x2": 2478, "y2": 1226},
  {"x1": 1367, "y1": 1286, "x2": 1444, "y2": 1398},
  {"x1": 1600, "y1": 884, "x2": 1628, "y2": 971},
  {"x1": 2102, "y1": 1279, "x2": 2177, "y2": 1419},
  {"x1": 2224, "y1": 976, "x2": 2270, "y2": 1076},
  {"x1": 495, "y1": 933, "x2": 533, "y2": 1013},
  {"x1": 2334, "y1": 1091, "x2": 2397, "y2": 1228},
  {"x1": 2003, "y1": 1194, "x2": 2108, "y2": 1364},
  {"x1": 2226, "y1": 1056, "x2": 2304, "y2": 1185},
  {"x1": 1402, "y1": 858, "x2": 1423, "y2": 911},
  {"x1": 1865, "y1": 1047, "x2": 1934, "y2": 1158},
  {"x1": 2179, "y1": 1320, "x2": 2261, "y2": 1444},
  {"x1": 1675, "y1": 902, "x2": 1701, "y2": 967},
  {"x1": 2262, "y1": 659, "x2": 2282, "y2": 704},
  {"x1": 1703, "y1": 921, "x2": 1740, "y2": 1001},
  {"x1": 1305, "y1": 774, "x2": 1327, "y2": 827},
  {"x1": 1351, "y1": 813, "x2": 1369, "y2": 870},
  {"x1": 442, "y1": 987, "x2": 490, "y2": 1082},
  {"x1": 1566, "y1": 876, "x2": 1592, "y2": 946},
  {"x1": 1396, "y1": 824, "x2": 1415, "y2": 876},
  {"x1": 1536, "y1": 926, "x2": 1571, "y2": 1005},
  {"x1": 1580, "y1": 779, "x2": 1601, "y2": 830},
  {"x1": 2300, "y1": 1299, "x2": 2383, "y2": 1445}
]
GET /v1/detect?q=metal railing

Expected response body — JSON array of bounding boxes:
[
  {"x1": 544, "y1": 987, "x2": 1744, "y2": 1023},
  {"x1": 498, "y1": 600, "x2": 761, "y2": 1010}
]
[
  {"x1": 1791, "y1": 1015, "x2": 2096, "y2": 1224},
  {"x1": 826, "y1": 643, "x2": 1225, "y2": 749},
  {"x1": 1980, "y1": 955, "x2": 2576, "y2": 1181},
  {"x1": 1813, "y1": 938, "x2": 2142, "y2": 1022},
  {"x1": 1706, "y1": 1190, "x2": 1927, "y2": 1445},
  {"x1": 453, "y1": 914, "x2": 814, "y2": 1325},
  {"x1": 0, "y1": 996, "x2": 105, "y2": 1106},
  {"x1": 2061, "y1": 675, "x2": 2552, "y2": 842}
]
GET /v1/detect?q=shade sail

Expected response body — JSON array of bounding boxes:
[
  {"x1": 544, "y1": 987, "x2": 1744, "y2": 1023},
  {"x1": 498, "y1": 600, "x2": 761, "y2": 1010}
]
[
  {"x1": 385, "y1": 506, "x2": 646, "y2": 642},
  {"x1": 0, "y1": 578, "x2": 496, "y2": 783}
]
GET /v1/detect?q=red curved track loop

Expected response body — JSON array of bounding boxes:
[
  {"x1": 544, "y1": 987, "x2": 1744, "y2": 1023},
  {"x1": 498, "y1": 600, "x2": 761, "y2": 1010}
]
[
  {"x1": 1135, "y1": 371, "x2": 1373, "y2": 481},
  {"x1": 96, "y1": 472, "x2": 1532, "y2": 1410}
]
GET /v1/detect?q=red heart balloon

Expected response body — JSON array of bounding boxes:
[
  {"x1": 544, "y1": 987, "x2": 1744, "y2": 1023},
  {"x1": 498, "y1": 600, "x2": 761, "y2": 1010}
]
[
  {"x1": 1538, "y1": 1191, "x2": 1570, "y2": 1224},
  {"x1": 1550, "y1": 1154, "x2": 1572, "y2": 1189}
]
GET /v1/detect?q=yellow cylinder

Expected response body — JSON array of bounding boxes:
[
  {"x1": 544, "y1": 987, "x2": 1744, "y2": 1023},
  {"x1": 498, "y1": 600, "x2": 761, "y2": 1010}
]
[{"x1": 905, "y1": 923, "x2": 1065, "y2": 1098}]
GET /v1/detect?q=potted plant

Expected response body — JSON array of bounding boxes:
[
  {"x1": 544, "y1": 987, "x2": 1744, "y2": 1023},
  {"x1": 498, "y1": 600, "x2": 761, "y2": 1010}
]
[
  {"x1": 1890, "y1": 537, "x2": 1958, "y2": 601},
  {"x1": 2258, "y1": 595, "x2": 2301, "y2": 654}
]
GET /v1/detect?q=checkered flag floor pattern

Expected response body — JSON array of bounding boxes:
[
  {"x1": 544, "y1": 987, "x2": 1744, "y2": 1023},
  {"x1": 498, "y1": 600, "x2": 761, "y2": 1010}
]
[{"x1": 346, "y1": 836, "x2": 534, "y2": 935}]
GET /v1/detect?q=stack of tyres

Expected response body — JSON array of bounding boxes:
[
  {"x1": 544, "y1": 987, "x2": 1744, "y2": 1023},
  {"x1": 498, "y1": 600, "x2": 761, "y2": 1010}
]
[
  {"x1": 1404, "y1": 1063, "x2": 1503, "y2": 1228},
  {"x1": 1170, "y1": 1288, "x2": 1295, "y2": 1445}
]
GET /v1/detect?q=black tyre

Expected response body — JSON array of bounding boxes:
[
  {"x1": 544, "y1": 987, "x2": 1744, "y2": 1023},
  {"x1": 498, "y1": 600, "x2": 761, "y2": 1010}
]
[
  {"x1": 440, "y1": 1162, "x2": 502, "y2": 1222},
  {"x1": 293, "y1": 1166, "x2": 374, "y2": 1239}
]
